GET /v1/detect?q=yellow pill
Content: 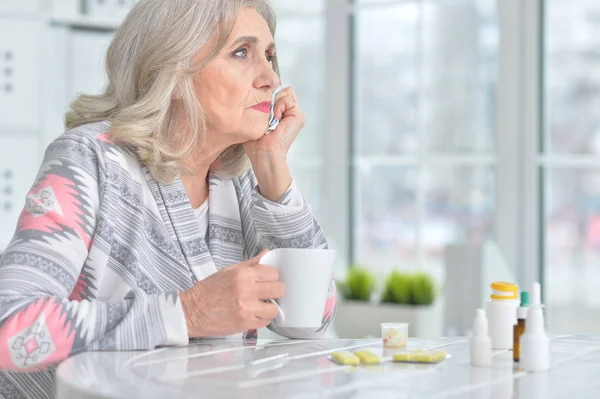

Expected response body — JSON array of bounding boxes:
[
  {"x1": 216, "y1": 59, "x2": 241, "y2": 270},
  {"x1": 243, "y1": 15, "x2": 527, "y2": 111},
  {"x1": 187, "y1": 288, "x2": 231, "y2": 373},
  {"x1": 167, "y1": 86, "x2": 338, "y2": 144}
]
[
  {"x1": 413, "y1": 350, "x2": 447, "y2": 363},
  {"x1": 393, "y1": 350, "x2": 446, "y2": 363},
  {"x1": 392, "y1": 350, "x2": 421, "y2": 362},
  {"x1": 430, "y1": 350, "x2": 446, "y2": 361},
  {"x1": 331, "y1": 351, "x2": 360, "y2": 366},
  {"x1": 413, "y1": 353, "x2": 436, "y2": 363},
  {"x1": 392, "y1": 353, "x2": 412, "y2": 362},
  {"x1": 354, "y1": 350, "x2": 381, "y2": 364}
]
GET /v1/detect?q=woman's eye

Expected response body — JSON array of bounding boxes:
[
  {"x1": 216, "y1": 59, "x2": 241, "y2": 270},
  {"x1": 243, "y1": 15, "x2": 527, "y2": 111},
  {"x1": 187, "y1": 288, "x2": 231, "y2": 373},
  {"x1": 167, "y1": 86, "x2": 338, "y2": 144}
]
[{"x1": 233, "y1": 48, "x2": 247, "y2": 58}]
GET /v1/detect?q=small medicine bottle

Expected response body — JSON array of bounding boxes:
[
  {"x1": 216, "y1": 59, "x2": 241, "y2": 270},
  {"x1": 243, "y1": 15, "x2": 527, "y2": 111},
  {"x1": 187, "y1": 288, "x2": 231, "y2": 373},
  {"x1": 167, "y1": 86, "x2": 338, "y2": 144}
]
[
  {"x1": 513, "y1": 291, "x2": 529, "y2": 362},
  {"x1": 486, "y1": 281, "x2": 519, "y2": 350}
]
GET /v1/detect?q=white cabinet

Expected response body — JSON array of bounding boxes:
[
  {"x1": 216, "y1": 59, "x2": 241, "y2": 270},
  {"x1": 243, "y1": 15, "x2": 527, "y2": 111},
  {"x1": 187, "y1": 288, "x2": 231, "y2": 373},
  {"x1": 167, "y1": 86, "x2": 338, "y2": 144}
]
[
  {"x1": 69, "y1": 30, "x2": 113, "y2": 99},
  {"x1": 86, "y1": 0, "x2": 134, "y2": 20},
  {"x1": 0, "y1": 136, "x2": 40, "y2": 249},
  {"x1": 41, "y1": 26, "x2": 69, "y2": 142},
  {"x1": 0, "y1": 0, "x2": 40, "y2": 14},
  {"x1": 0, "y1": 18, "x2": 41, "y2": 131},
  {"x1": 51, "y1": 0, "x2": 82, "y2": 18}
]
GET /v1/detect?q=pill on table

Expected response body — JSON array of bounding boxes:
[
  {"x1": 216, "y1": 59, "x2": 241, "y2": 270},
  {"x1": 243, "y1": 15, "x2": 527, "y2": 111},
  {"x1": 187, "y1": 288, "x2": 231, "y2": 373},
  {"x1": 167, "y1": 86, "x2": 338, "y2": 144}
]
[
  {"x1": 354, "y1": 350, "x2": 381, "y2": 364},
  {"x1": 429, "y1": 350, "x2": 447, "y2": 361},
  {"x1": 392, "y1": 350, "x2": 422, "y2": 362},
  {"x1": 413, "y1": 352, "x2": 438, "y2": 363},
  {"x1": 393, "y1": 350, "x2": 446, "y2": 364},
  {"x1": 331, "y1": 351, "x2": 360, "y2": 366}
]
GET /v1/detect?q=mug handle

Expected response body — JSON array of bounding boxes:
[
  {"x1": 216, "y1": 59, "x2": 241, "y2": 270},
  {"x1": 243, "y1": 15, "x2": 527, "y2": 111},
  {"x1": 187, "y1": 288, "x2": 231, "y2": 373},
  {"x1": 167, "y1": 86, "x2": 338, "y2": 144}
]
[{"x1": 267, "y1": 299, "x2": 286, "y2": 324}]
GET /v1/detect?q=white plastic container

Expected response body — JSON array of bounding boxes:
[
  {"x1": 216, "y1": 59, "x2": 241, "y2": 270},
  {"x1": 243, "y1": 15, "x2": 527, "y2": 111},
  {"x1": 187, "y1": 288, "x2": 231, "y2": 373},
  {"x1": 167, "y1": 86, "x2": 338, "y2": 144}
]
[
  {"x1": 485, "y1": 281, "x2": 519, "y2": 350},
  {"x1": 520, "y1": 282, "x2": 550, "y2": 372},
  {"x1": 381, "y1": 322, "x2": 408, "y2": 348},
  {"x1": 470, "y1": 308, "x2": 492, "y2": 367}
]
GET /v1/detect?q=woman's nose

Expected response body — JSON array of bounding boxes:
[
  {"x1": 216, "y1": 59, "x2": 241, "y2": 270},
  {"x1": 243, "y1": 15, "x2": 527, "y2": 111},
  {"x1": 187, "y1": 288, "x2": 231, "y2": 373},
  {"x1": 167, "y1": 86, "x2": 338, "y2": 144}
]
[{"x1": 256, "y1": 60, "x2": 279, "y2": 90}]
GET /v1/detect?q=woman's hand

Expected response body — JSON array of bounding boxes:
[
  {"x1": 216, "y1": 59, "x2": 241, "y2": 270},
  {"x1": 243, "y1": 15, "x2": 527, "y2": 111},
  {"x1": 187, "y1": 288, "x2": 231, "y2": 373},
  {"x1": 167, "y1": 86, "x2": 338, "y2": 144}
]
[
  {"x1": 243, "y1": 86, "x2": 305, "y2": 158},
  {"x1": 180, "y1": 250, "x2": 285, "y2": 338},
  {"x1": 243, "y1": 86, "x2": 305, "y2": 202}
]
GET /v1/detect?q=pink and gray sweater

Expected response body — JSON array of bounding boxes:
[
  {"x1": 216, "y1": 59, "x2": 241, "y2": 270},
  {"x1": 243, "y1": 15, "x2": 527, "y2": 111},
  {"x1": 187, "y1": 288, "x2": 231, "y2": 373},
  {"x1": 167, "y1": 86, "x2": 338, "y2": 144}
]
[{"x1": 0, "y1": 121, "x2": 336, "y2": 398}]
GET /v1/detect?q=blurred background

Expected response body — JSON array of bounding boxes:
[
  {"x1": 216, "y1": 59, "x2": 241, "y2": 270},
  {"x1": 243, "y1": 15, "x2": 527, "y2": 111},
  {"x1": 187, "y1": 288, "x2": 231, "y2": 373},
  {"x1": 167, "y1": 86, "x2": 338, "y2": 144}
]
[{"x1": 0, "y1": 0, "x2": 599, "y2": 337}]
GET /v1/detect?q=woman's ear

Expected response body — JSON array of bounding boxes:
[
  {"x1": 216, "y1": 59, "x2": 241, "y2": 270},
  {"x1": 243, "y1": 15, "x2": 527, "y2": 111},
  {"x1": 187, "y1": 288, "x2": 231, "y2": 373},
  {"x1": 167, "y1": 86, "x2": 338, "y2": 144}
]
[{"x1": 171, "y1": 87, "x2": 181, "y2": 100}]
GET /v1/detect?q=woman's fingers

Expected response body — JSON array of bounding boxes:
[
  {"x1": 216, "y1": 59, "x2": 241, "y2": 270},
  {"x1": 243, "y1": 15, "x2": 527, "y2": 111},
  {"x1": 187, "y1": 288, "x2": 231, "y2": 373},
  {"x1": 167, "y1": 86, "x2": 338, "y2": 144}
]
[
  {"x1": 256, "y1": 280, "x2": 285, "y2": 300},
  {"x1": 254, "y1": 300, "x2": 280, "y2": 321},
  {"x1": 273, "y1": 94, "x2": 297, "y2": 121},
  {"x1": 252, "y1": 263, "x2": 280, "y2": 282},
  {"x1": 246, "y1": 249, "x2": 269, "y2": 266}
]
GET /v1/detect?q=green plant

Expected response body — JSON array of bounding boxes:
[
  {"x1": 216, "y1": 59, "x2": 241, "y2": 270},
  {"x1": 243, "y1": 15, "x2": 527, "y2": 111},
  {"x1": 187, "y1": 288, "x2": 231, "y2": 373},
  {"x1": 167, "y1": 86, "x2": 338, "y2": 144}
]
[
  {"x1": 381, "y1": 271, "x2": 412, "y2": 304},
  {"x1": 337, "y1": 266, "x2": 375, "y2": 301},
  {"x1": 411, "y1": 272, "x2": 436, "y2": 305},
  {"x1": 381, "y1": 271, "x2": 437, "y2": 305}
]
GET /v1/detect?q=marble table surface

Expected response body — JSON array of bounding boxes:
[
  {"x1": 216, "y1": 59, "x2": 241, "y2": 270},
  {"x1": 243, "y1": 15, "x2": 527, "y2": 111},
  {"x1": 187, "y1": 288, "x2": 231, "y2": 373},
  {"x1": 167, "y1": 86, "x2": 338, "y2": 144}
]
[{"x1": 54, "y1": 335, "x2": 600, "y2": 398}]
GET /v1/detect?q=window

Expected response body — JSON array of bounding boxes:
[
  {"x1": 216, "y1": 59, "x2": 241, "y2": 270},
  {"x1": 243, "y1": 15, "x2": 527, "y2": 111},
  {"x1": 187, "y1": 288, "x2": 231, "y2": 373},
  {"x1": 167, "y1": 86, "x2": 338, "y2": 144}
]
[
  {"x1": 543, "y1": 0, "x2": 600, "y2": 332},
  {"x1": 272, "y1": 4, "x2": 326, "y2": 218},
  {"x1": 351, "y1": 0, "x2": 499, "y2": 281}
]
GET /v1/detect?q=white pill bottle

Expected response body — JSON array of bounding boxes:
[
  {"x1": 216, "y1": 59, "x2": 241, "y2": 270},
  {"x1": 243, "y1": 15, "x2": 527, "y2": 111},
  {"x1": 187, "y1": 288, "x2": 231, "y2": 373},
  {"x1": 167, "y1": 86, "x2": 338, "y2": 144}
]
[{"x1": 485, "y1": 281, "x2": 519, "y2": 350}]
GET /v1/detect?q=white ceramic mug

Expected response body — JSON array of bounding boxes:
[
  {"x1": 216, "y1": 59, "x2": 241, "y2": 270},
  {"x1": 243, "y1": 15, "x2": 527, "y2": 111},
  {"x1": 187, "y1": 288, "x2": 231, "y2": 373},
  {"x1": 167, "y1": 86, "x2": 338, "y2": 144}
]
[{"x1": 260, "y1": 248, "x2": 336, "y2": 328}]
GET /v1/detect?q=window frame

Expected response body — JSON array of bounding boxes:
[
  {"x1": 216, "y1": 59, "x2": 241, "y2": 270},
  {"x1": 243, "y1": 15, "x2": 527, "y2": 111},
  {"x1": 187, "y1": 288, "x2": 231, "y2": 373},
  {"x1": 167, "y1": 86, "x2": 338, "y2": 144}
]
[{"x1": 320, "y1": 0, "x2": 539, "y2": 284}]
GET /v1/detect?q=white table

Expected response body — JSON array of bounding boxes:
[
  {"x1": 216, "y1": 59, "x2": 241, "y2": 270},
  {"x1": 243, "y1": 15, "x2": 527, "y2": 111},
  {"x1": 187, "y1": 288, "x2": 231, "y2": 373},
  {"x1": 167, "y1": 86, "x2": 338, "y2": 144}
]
[{"x1": 55, "y1": 335, "x2": 600, "y2": 398}]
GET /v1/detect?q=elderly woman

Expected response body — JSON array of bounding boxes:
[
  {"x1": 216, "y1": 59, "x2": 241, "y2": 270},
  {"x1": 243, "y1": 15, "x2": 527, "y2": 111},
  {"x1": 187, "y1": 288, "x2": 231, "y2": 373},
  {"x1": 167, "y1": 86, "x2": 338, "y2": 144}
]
[{"x1": 0, "y1": 0, "x2": 336, "y2": 393}]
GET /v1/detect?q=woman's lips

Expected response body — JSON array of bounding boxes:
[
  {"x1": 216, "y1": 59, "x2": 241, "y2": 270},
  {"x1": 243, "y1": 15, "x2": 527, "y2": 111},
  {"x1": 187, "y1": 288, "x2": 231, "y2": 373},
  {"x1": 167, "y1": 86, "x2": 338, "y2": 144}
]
[{"x1": 252, "y1": 101, "x2": 272, "y2": 113}]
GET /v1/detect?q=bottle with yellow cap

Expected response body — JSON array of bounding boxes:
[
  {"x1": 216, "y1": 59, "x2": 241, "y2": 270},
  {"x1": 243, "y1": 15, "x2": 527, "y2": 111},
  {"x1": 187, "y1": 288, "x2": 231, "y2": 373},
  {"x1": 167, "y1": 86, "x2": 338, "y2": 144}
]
[{"x1": 485, "y1": 281, "x2": 519, "y2": 350}]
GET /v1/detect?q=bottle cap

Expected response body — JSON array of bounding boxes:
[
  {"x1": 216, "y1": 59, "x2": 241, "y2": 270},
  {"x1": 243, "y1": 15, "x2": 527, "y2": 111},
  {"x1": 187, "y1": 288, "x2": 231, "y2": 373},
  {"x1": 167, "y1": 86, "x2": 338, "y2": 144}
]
[
  {"x1": 520, "y1": 291, "x2": 530, "y2": 307},
  {"x1": 517, "y1": 291, "x2": 529, "y2": 319},
  {"x1": 531, "y1": 282, "x2": 541, "y2": 306},
  {"x1": 490, "y1": 281, "x2": 519, "y2": 300},
  {"x1": 490, "y1": 281, "x2": 518, "y2": 292},
  {"x1": 473, "y1": 308, "x2": 488, "y2": 336},
  {"x1": 471, "y1": 308, "x2": 492, "y2": 366}
]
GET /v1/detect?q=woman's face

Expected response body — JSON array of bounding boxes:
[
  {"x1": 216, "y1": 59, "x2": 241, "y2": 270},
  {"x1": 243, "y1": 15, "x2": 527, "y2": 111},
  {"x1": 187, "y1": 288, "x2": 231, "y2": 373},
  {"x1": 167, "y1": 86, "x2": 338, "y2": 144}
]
[{"x1": 194, "y1": 7, "x2": 280, "y2": 148}]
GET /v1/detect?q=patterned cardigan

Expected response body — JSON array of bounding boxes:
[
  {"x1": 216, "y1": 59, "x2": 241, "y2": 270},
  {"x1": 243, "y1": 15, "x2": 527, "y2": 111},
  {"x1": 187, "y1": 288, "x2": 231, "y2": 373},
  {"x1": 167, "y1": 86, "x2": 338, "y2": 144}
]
[{"x1": 0, "y1": 121, "x2": 336, "y2": 398}]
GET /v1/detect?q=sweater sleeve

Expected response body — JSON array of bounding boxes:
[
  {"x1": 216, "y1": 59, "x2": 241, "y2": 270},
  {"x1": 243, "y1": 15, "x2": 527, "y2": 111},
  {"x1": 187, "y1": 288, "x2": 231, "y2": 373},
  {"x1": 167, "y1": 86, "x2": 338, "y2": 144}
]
[
  {"x1": 0, "y1": 134, "x2": 188, "y2": 372},
  {"x1": 236, "y1": 171, "x2": 337, "y2": 339}
]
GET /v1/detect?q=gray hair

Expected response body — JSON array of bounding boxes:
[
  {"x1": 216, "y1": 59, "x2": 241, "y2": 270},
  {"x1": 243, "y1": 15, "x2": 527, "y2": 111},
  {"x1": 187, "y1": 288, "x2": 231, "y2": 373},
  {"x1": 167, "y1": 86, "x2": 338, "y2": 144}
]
[{"x1": 65, "y1": 0, "x2": 278, "y2": 182}]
